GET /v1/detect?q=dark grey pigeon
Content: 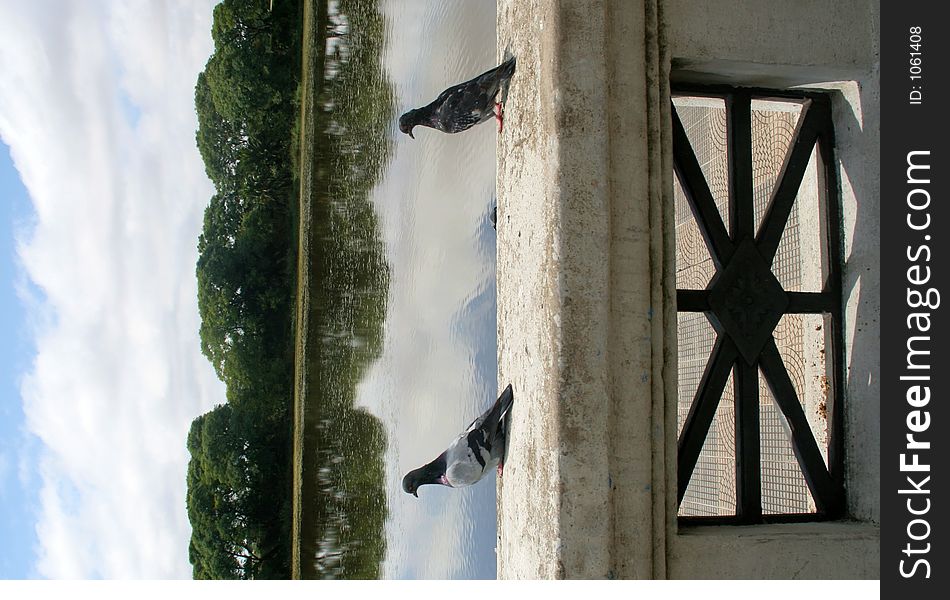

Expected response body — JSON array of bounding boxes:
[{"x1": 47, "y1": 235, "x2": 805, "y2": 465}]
[
  {"x1": 402, "y1": 384, "x2": 514, "y2": 497},
  {"x1": 399, "y1": 56, "x2": 516, "y2": 139}
]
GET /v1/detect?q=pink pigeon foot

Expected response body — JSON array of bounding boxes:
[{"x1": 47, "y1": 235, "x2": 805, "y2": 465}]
[
  {"x1": 495, "y1": 102, "x2": 504, "y2": 133},
  {"x1": 497, "y1": 462, "x2": 504, "y2": 478}
]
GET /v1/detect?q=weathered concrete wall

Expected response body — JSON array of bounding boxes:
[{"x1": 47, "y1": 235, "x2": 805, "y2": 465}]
[
  {"x1": 495, "y1": 0, "x2": 612, "y2": 579},
  {"x1": 495, "y1": 0, "x2": 667, "y2": 579},
  {"x1": 494, "y1": 0, "x2": 572, "y2": 579},
  {"x1": 834, "y1": 74, "x2": 881, "y2": 524},
  {"x1": 665, "y1": 0, "x2": 877, "y2": 87},
  {"x1": 669, "y1": 522, "x2": 881, "y2": 579}
]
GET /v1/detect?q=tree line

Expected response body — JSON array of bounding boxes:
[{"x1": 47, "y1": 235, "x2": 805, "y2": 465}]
[{"x1": 188, "y1": 0, "x2": 300, "y2": 579}]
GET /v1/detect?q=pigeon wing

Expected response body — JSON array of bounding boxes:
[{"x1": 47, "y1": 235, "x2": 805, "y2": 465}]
[
  {"x1": 444, "y1": 432, "x2": 490, "y2": 487},
  {"x1": 433, "y1": 82, "x2": 492, "y2": 133}
]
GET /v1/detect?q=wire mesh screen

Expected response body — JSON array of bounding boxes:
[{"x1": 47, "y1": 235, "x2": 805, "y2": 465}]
[
  {"x1": 677, "y1": 313, "x2": 737, "y2": 515},
  {"x1": 674, "y1": 95, "x2": 829, "y2": 518},
  {"x1": 674, "y1": 98, "x2": 730, "y2": 231},
  {"x1": 674, "y1": 176, "x2": 716, "y2": 290}
]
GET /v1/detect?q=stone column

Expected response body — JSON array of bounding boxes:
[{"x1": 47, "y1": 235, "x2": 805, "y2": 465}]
[{"x1": 495, "y1": 0, "x2": 672, "y2": 579}]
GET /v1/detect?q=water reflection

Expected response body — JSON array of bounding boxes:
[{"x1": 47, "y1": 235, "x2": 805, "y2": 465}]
[
  {"x1": 297, "y1": 0, "x2": 394, "y2": 579},
  {"x1": 299, "y1": 0, "x2": 498, "y2": 580},
  {"x1": 356, "y1": 0, "x2": 499, "y2": 580}
]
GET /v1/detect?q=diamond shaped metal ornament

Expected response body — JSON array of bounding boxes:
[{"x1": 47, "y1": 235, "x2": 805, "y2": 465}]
[{"x1": 707, "y1": 238, "x2": 789, "y2": 365}]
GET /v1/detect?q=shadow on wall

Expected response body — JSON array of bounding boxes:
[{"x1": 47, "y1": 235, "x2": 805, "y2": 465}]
[{"x1": 829, "y1": 79, "x2": 880, "y2": 525}]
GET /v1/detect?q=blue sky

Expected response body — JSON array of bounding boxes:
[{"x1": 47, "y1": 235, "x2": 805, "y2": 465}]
[
  {"x1": 0, "y1": 0, "x2": 224, "y2": 578},
  {"x1": 0, "y1": 142, "x2": 40, "y2": 578}
]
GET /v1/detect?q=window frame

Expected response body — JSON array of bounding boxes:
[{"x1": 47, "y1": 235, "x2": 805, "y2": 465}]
[{"x1": 672, "y1": 84, "x2": 846, "y2": 526}]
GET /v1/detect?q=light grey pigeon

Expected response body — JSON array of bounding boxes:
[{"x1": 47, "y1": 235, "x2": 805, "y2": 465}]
[
  {"x1": 402, "y1": 384, "x2": 514, "y2": 497},
  {"x1": 398, "y1": 56, "x2": 516, "y2": 138}
]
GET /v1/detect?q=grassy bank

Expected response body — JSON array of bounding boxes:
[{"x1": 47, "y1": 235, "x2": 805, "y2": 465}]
[{"x1": 290, "y1": 0, "x2": 327, "y2": 580}]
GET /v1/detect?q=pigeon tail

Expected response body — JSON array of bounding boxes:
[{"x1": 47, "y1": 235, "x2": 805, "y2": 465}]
[
  {"x1": 496, "y1": 384, "x2": 514, "y2": 466},
  {"x1": 497, "y1": 56, "x2": 516, "y2": 81},
  {"x1": 496, "y1": 384, "x2": 514, "y2": 421},
  {"x1": 485, "y1": 385, "x2": 513, "y2": 445},
  {"x1": 496, "y1": 56, "x2": 516, "y2": 104}
]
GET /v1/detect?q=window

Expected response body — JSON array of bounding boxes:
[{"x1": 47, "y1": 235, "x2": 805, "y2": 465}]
[{"x1": 673, "y1": 86, "x2": 845, "y2": 524}]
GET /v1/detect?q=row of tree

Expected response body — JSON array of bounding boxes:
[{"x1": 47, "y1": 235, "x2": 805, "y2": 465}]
[{"x1": 188, "y1": 0, "x2": 302, "y2": 579}]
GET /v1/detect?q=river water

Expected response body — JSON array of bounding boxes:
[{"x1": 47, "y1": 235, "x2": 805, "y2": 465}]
[{"x1": 352, "y1": 0, "x2": 499, "y2": 580}]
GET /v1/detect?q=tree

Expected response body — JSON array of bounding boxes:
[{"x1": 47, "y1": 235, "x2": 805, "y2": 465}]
[{"x1": 187, "y1": 403, "x2": 290, "y2": 579}]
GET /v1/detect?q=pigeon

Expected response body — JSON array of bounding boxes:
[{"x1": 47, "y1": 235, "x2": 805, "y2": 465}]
[
  {"x1": 402, "y1": 384, "x2": 514, "y2": 497},
  {"x1": 398, "y1": 56, "x2": 516, "y2": 139}
]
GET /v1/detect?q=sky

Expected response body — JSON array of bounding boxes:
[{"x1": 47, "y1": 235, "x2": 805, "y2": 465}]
[
  {"x1": 0, "y1": 0, "x2": 223, "y2": 579},
  {"x1": 0, "y1": 139, "x2": 39, "y2": 578}
]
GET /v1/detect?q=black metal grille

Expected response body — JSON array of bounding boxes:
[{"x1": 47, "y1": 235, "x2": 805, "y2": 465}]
[{"x1": 673, "y1": 86, "x2": 845, "y2": 524}]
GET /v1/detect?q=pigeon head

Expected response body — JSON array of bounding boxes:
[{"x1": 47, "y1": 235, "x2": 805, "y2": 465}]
[
  {"x1": 402, "y1": 469, "x2": 423, "y2": 497},
  {"x1": 402, "y1": 454, "x2": 448, "y2": 497},
  {"x1": 398, "y1": 109, "x2": 421, "y2": 139}
]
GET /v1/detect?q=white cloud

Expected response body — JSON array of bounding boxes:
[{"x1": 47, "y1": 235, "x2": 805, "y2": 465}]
[{"x1": 0, "y1": 0, "x2": 223, "y2": 579}]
